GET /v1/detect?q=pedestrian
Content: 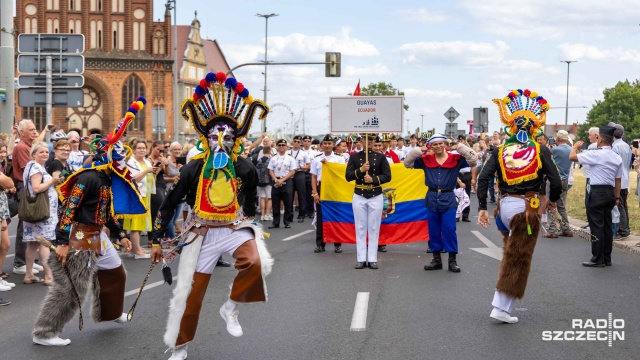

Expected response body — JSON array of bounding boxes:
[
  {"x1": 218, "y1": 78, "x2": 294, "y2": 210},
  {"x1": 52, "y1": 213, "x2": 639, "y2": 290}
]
[
  {"x1": 404, "y1": 134, "x2": 477, "y2": 273},
  {"x1": 256, "y1": 145, "x2": 274, "y2": 222},
  {"x1": 32, "y1": 101, "x2": 143, "y2": 346},
  {"x1": 152, "y1": 73, "x2": 273, "y2": 360},
  {"x1": 608, "y1": 122, "x2": 631, "y2": 240},
  {"x1": 288, "y1": 135, "x2": 310, "y2": 223},
  {"x1": 302, "y1": 135, "x2": 320, "y2": 218},
  {"x1": 545, "y1": 130, "x2": 573, "y2": 237},
  {"x1": 0, "y1": 145, "x2": 15, "y2": 294},
  {"x1": 22, "y1": 142, "x2": 62, "y2": 285},
  {"x1": 569, "y1": 126, "x2": 622, "y2": 267},
  {"x1": 164, "y1": 142, "x2": 184, "y2": 237},
  {"x1": 346, "y1": 134, "x2": 391, "y2": 269},
  {"x1": 582, "y1": 127, "x2": 599, "y2": 211},
  {"x1": 268, "y1": 139, "x2": 297, "y2": 229},
  {"x1": 478, "y1": 89, "x2": 562, "y2": 324},
  {"x1": 381, "y1": 134, "x2": 400, "y2": 163},
  {"x1": 124, "y1": 140, "x2": 157, "y2": 259},
  {"x1": 402, "y1": 134, "x2": 419, "y2": 159},
  {"x1": 66, "y1": 131, "x2": 89, "y2": 172},
  {"x1": 456, "y1": 136, "x2": 474, "y2": 223},
  {"x1": 312, "y1": 134, "x2": 346, "y2": 254},
  {"x1": 148, "y1": 140, "x2": 169, "y2": 247}
]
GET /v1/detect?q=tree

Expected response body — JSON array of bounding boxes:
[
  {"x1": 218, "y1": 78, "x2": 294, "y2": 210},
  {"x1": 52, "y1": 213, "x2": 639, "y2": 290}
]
[
  {"x1": 577, "y1": 80, "x2": 640, "y2": 142},
  {"x1": 350, "y1": 81, "x2": 410, "y2": 111}
]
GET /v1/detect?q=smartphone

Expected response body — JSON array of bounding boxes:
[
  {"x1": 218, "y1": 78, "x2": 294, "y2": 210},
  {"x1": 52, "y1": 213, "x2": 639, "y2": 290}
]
[
  {"x1": 154, "y1": 161, "x2": 162, "y2": 167},
  {"x1": 175, "y1": 156, "x2": 187, "y2": 165},
  {"x1": 633, "y1": 140, "x2": 639, "y2": 149}
]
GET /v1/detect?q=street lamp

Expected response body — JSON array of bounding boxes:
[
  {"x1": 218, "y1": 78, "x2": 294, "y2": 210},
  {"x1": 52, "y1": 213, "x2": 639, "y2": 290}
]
[
  {"x1": 420, "y1": 114, "x2": 424, "y2": 133},
  {"x1": 256, "y1": 13, "x2": 279, "y2": 133},
  {"x1": 561, "y1": 60, "x2": 577, "y2": 128},
  {"x1": 166, "y1": 0, "x2": 178, "y2": 141}
]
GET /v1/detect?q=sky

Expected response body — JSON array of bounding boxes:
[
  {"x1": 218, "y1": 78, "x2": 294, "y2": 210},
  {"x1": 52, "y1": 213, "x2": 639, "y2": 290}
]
[{"x1": 153, "y1": 0, "x2": 640, "y2": 137}]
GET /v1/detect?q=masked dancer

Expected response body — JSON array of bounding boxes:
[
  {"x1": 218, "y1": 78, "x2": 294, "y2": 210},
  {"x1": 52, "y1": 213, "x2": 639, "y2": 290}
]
[
  {"x1": 152, "y1": 72, "x2": 273, "y2": 360},
  {"x1": 477, "y1": 89, "x2": 562, "y2": 323}
]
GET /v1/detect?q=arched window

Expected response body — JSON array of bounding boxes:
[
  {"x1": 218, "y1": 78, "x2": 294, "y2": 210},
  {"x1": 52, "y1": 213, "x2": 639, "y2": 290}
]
[
  {"x1": 22, "y1": 107, "x2": 46, "y2": 132},
  {"x1": 70, "y1": 0, "x2": 75, "y2": 11},
  {"x1": 122, "y1": 75, "x2": 146, "y2": 131},
  {"x1": 98, "y1": 0, "x2": 102, "y2": 12}
]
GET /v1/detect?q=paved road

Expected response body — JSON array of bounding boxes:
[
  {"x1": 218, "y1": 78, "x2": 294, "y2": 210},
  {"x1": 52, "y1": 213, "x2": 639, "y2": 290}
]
[{"x1": 1, "y1": 201, "x2": 638, "y2": 360}]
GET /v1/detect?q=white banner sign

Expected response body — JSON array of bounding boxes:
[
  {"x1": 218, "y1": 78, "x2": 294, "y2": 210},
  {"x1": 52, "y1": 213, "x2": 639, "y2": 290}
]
[{"x1": 330, "y1": 96, "x2": 403, "y2": 133}]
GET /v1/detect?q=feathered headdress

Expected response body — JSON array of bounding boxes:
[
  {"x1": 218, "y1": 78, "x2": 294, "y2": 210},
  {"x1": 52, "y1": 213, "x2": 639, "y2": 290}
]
[{"x1": 493, "y1": 89, "x2": 549, "y2": 144}]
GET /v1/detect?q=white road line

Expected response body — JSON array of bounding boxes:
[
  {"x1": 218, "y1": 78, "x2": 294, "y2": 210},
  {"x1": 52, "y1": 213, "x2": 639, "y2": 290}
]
[
  {"x1": 124, "y1": 276, "x2": 178, "y2": 297},
  {"x1": 282, "y1": 229, "x2": 314, "y2": 241},
  {"x1": 6, "y1": 254, "x2": 14, "y2": 258},
  {"x1": 350, "y1": 292, "x2": 370, "y2": 331},
  {"x1": 471, "y1": 230, "x2": 499, "y2": 249}
]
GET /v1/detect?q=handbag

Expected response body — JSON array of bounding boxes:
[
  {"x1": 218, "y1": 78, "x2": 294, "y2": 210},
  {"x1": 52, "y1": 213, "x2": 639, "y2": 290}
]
[{"x1": 18, "y1": 164, "x2": 50, "y2": 223}]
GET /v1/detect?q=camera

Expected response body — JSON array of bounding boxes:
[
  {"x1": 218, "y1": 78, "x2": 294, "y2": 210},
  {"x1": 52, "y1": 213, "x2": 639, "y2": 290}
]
[{"x1": 489, "y1": 145, "x2": 495, "y2": 151}]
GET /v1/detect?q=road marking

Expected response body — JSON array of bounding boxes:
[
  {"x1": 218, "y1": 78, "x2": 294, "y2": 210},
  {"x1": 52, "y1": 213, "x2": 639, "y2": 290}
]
[
  {"x1": 282, "y1": 229, "x2": 314, "y2": 241},
  {"x1": 470, "y1": 230, "x2": 503, "y2": 261},
  {"x1": 124, "y1": 276, "x2": 178, "y2": 297},
  {"x1": 350, "y1": 292, "x2": 370, "y2": 331},
  {"x1": 6, "y1": 254, "x2": 14, "y2": 258}
]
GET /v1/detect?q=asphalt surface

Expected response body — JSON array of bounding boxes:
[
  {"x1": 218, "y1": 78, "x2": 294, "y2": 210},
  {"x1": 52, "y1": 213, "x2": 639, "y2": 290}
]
[{"x1": 1, "y1": 198, "x2": 638, "y2": 360}]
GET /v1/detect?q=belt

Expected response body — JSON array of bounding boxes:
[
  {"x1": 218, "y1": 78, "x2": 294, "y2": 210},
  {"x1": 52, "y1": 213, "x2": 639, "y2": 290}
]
[
  {"x1": 355, "y1": 184, "x2": 381, "y2": 190},
  {"x1": 433, "y1": 189, "x2": 453, "y2": 193},
  {"x1": 68, "y1": 222, "x2": 102, "y2": 253},
  {"x1": 590, "y1": 184, "x2": 613, "y2": 189}
]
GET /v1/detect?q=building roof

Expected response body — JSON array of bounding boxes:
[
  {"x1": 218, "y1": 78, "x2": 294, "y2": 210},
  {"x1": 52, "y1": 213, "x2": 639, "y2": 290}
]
[{"x1": 171, "y1": 25, "x2": 233, "y2": 81}]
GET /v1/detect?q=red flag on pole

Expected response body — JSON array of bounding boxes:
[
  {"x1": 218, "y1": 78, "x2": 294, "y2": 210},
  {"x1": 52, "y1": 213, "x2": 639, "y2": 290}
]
[{"x1": 353, "y1": 79, "x2": 361, "y2": 96}]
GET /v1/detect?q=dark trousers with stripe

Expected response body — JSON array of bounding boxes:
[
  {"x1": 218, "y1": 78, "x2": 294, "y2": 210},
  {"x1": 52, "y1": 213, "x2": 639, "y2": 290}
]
[
  {"x1": 586, "y1": 185, "x2": 615, "y2": 265},
  {"x1": 305, "y1": 172, "x2": 314, "y2": 217},
  {"x1": 271, "y1": 180, "x2": 293, "y2": 226},
  {"x1": 292, "y1": 171, "x2": 307, "y2": 218},
  {"x1": 315, "y1": 182, "x2": 341, "y2": 248}
]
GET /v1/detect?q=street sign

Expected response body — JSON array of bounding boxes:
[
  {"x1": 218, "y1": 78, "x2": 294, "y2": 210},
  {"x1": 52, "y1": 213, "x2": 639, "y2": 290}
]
[
  {"x1": 466, "y1": 119, "x2": 474, "y2": 125},
  {"x1": 17, "y1": 54, "x2": 84, "y2": 74},
  {"x1": 18, "y1": 88, "x2": 84, "y2": 107},
  {"x1": 17, "y1": 75, "x2": 84, "y2": 88},
  {"x1": 18, "y1": 34, "x2": 85, "y2": 54},
  {"x1": 152, "y1": 107, "x2": 167, "y2": 134},
  {"x1": 330, "y1": 96, "x2": 403, "y2": 132},
  {"x1": 444, "y1": 107, "x2": 459, "y2": 123}
]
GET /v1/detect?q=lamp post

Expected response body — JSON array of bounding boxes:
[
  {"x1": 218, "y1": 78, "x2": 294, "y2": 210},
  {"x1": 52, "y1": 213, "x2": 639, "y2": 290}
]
[
  {"x1": 256, "y1": 13, "x2": 279, "y2": 133},
  {"x1": 561, "y1": 60, "x2": 576, "y2": 128},
  {"x1": 420, "y1": 114, "x2": 424, "y2": 133},
  {"x1": 166, "y1": 0, "x2": 178, "y2": 142}
]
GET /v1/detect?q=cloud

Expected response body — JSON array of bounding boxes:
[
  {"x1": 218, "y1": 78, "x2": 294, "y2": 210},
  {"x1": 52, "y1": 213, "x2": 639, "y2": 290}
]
[
  {"x1": 344, "y1": 63, "x2": 390, "y2": 77},
  {"x1": 392, "y1": 8, "x2": 448, "y2": 24},
  {"x1": 558, "y1": 43, "x2": 640, "y2": 64},
  {"x1": 404, "y1": 88, "x2": 463, "y2": 99},
  {"x1": 460, "y1": 0, "x2": 640, "y2": 39},
  {"x1": 266, "y1": 27, "x2": 379, "y2": 60}
]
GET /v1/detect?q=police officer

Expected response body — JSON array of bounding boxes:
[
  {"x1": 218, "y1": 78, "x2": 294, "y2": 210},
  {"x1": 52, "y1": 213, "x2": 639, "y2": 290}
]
[
  {"x1": 302, "y1": 135, "x2": 319, "y2": 218},
  {"x1": 288, "y1": 135, "x2": 311, "y2": 222},
  {"x1": 346, "y1": 133, "x2": 391, "y2": 269},
  {"x1": 268, "y1": 139, "x2": 297, "y2": 229}
]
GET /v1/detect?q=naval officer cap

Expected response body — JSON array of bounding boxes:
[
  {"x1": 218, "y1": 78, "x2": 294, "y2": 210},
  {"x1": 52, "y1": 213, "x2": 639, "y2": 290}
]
[
  {"x1": 599, "y1": 126, "x2": 615, "y2": 138},
  {"x1": 302, "y1": 135, "x2": 313, "y2": 141},
  {"x1": 427, "y1": 133, "x2": 448, "y2": 144},
  {"x1": 276, "y1": 138, "x2": 288, "y2": 146},
  {"x1": 293, "y1": 135, "x2": 302, "y2": 141},
  {"x1": 322, "y1": 134, "x2": 335, "y2": 143}
]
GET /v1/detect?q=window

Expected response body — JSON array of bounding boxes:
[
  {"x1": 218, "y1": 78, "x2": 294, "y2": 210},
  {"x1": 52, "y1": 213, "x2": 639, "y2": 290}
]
[
  {"x1": 47, "y1": 0, "x2": 52, "y2": 10},
  {"x1": 91, "y1": 20, "x2": 96, "y2": 48},
  {"x1": 98, "y1": 30, "x2": 102, "y2": 48},
  {"x1": 122, "y1": 75, "x2": 146, "y2": 132},
  {"x1": 185, "y1": 86, "x2": 190, "y2": 100},
  {"x1": 133, "y1": 22, "x2": 139, "y2": 50},
  {"x1": 197, "y1": 68, "x2": 204, "y2": 80},
  {"x1": 98, "y1": 0, "x2": 102, "y2": 11},
  {"x1": 54, "y1": 19, "x2": 59, "y2": 33},
  {"x1": 90, "y1": 0, "x2": 95, "y2": 11},
  {"x1": 22, "y1": 107, "x2": 46, "y2": 132},
  {"x1": 69, "y1": 20, "x2": 74, "y2": 33},
  {"x1": 47, "y1": 19, "x2": 53, "y2": 33},
  {"x1": 54, "y1": 0, "x2": 59, "y2": 10},
  {"x1": 119, "y1": 21, "x2": 124, "y2": 50},
  {"x1": 153, "y1": 30, "x2": 165, "y2": 55},
  {"x1": 71, "y1": 0, "x2": 75, "y2": 11},
  {"x1": 189, "y1": 66, "x2": 196, "y2": 79},
  {"x1": 112, "y1": 0, "x2": 124, "y2": 13}
]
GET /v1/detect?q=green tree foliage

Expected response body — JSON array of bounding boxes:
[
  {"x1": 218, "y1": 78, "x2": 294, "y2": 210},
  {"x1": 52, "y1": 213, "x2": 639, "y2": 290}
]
[
  {"x1": 351, "y1": 81, "x2": 410, "y2": 111},
  {"x1": 578, "y1": 80, "x2": 640, "y2": 142}
]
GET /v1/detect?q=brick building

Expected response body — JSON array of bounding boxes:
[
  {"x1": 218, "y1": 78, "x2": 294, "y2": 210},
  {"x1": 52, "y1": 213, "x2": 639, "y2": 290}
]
[{"x1": 13, "y1": 0, "x2": 174, "y2": 141}]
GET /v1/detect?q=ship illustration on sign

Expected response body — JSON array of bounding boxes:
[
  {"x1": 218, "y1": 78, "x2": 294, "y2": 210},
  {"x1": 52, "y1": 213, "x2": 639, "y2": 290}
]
[{"x1": 357, "y1": 116, "x2": 380, "y2": 128}]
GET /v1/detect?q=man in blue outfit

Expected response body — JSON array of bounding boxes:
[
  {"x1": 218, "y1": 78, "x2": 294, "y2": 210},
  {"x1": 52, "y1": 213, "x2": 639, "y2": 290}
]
[{"x1": 403, "y1": 134, "x2": 477, "y2": 272}]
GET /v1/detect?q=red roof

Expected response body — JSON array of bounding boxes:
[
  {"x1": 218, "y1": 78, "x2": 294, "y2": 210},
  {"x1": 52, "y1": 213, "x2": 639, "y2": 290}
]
[{"x1": 171, "y1": 26, "x2": 233, "y2": 80}]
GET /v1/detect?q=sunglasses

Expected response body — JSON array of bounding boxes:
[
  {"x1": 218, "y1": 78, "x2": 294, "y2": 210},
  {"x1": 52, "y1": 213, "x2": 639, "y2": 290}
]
[
  {"x1": 277, "y1": 144, "x2": 287, "y2": 147},
  {"x1": 293, "y1": 140, "x2": 301, "y2": 143}
]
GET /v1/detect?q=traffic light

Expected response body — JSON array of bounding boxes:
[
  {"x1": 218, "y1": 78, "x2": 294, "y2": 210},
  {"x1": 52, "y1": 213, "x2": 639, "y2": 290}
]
[{"x1": 325, "y1": 52, "x2": 341, "y2": 77}]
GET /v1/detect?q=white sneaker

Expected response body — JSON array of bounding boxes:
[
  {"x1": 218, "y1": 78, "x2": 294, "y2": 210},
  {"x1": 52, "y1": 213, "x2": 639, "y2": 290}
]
[
  {"x1": 168, "y1": 345, "x2": 188, "y2": 360},
  {"x1": 0, "y1": 283, "x2": 11, "y2": 292},
  {"x1": 33, "y1": 263, "x2": 44, "y2": 271},
  {"x1": 134, "y1": 253, "x2": 150, "y2": 260},
  {"x1": 260, "y1": 215, "x2": 265, "y2": 221},
  {"x1": 219, "y1": 305, "x2": 243, "y2": 337},
  {"x1": 112, "y1": 313, "x2": 129, "y2": 324},
  {"x1": 1, "y1": 279, "x2": 15, "y2": 288},
  {"x1": 33, "y1": 336, "x2": 71, "y2": 346},
  {"x1": 490, "y1": 308, "x2": 518, "y2": 324},
  {"x1": 13, "y1": 265, "x2": 39, "y2": 275}
]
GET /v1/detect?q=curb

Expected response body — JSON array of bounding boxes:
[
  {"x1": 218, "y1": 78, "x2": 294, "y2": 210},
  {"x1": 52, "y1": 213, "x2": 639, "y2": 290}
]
[{"x1": 568, "y1": 216, "x2": 640, "y2": 255}]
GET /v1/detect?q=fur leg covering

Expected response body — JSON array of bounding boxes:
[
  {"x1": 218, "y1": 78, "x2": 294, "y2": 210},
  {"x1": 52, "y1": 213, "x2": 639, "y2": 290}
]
[
  {"x1": 496, "y1": 212, "x2": 540, "y2": 299},
  {"x1": 164, "y1": 233, "x2": 204, "y2": 349},
  {"x1": 230, "y1": 240, "x2": 265, "y2": 303},
  {"x1": 33, "y1": 251, "x2": 97, "y2": 339},
  {"x1": 175, "y1": 272, "x2": 212, "y2": 347},
  {"x1": 91, "y1": 264, "x2": 127, "y2": 322}
]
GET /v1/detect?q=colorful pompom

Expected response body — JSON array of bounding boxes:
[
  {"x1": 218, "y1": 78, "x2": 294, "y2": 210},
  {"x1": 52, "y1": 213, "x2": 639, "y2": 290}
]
[
  {"x1": 508, "y1": 91, "x2": 516, "y2": 97},
  {"x1": 503, "y1": 96, "x2": 511, "y2": 103},
  {"x1": 234, "y1": 82, "x2": 245, "y2": 93},
  {"x1": 136, "y1": 101, "x2": 144, "y2": 110},
  {"x1": 239, "y1": 88, "x2": 249, "y2": 98},
  {"x1": 523, "y1": 89, "x2": 531, "y2": 96},
  {"x1": 195, "y1": 85, "x2": 207, "y2": 96},
  {"x1": 205, "y1": 72, "x2": 216, "y2": 83},
  {"x1": 125, "y1": 112, "x2": 134, "y2": 119},
  {"x1": 216, "y1": 72, "x2": 226, "y2": 83},
  {"x1": 517, "y1": 89, "x2": 523, "y2": 95},
  {"x1": 224, "y1": 78, "x2": 238, "y2": 89},
  {"x1": 200, "y1": 79, "x2": 211, "y2": 88},
  {"x1": 136, "y1": 96, "x2": 147, "y2": 105}
]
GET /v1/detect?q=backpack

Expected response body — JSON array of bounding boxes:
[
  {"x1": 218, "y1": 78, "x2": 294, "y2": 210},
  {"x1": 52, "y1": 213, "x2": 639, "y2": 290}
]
[{"x1": 256, "y1": 156, "x2": 272, "y2": 186}]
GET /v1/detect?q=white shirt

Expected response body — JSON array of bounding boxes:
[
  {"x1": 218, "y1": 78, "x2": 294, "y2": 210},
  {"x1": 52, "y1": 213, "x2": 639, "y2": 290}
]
[
  {"x1": 402, "y1": 145, "x2": 418, "y2": 158},
  {"x1": 393, "y1": 148, "x2": 404, "y2": 160},
  {"x1": 577, "y1": 146, "x2": 622, "y2": 186},
  {"x1": 186, "y1": 146, "x2": 203, "y2": 163},
  {"x1": 310, "y1": 151, "x2": 345, "y2": 183},
  {"x1": 582, "y1": 142, "x2": 598, "y2": 179},
  {"x1": 612, "y1": 138, "x2": 631, "y2": 189},
  {"x1": 302, "y1": 147, "x2": 320, "y2": 160},
  {"x1": 268, "y1": 153, "x2": 297, "y2": 178},
  {"x1": 288, "y1": 148, "x2": 311, "y2": 171},
  {"x1": 68, "y1": 150, "x2": 88, "y2": 172}
]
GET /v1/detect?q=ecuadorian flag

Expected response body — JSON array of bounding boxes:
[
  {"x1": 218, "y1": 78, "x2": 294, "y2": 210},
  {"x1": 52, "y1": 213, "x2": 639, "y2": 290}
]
[{"x1": 321, "y1": 163, "x2": 429, "y2": 245}]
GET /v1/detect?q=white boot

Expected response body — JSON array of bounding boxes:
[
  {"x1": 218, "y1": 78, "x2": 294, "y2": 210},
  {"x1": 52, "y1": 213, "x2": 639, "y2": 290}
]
[
  {"x1": 490, "y1": 308, "x2": 518, "y2": 323},
  {"x1": 33, "y1": 336, "x2": 71, "y2": 346},
  {"x1": 112, "y1": 313, "x2": 129, "y2": 324},
  {"x1": 168, "y1": 345, "x2": 188, "y2": 360},
  {"x1": 219, "y1": 302, "x2": 243, "y2": 337}
]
